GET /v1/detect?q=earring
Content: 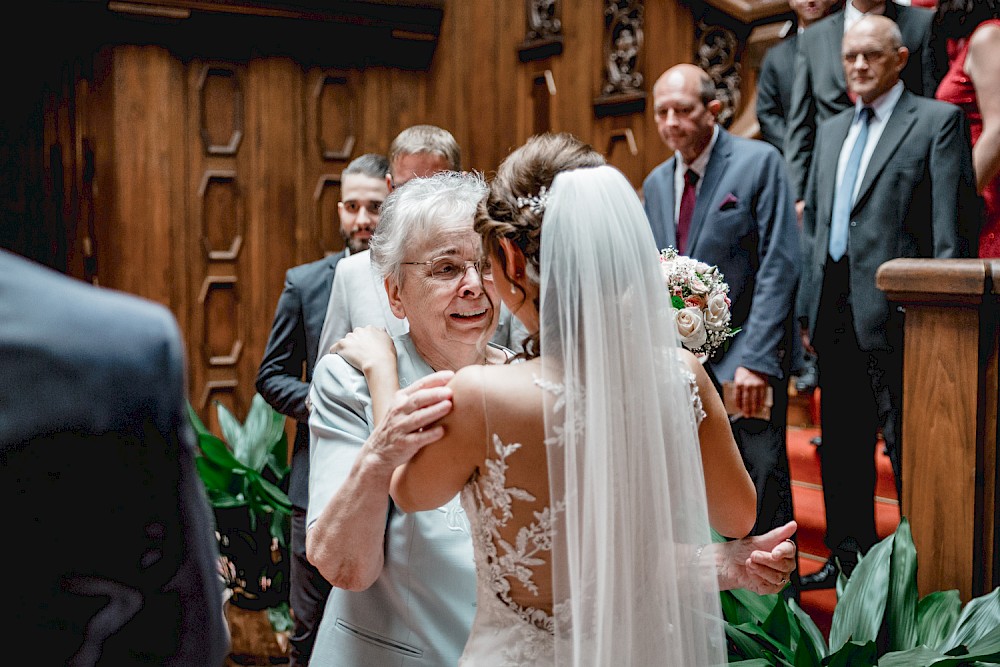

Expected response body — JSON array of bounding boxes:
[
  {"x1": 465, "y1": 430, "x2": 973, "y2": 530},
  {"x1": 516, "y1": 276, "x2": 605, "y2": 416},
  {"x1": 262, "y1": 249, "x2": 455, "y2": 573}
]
[{"x1": 510, "y1": 284, "x2": 517, "y2": 295}]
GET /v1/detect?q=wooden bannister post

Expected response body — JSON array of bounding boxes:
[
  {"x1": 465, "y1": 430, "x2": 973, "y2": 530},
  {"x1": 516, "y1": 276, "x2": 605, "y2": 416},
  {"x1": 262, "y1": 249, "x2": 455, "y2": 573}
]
[{"x1": 876, "y1": 258, "x2": 999, "y2": 601}]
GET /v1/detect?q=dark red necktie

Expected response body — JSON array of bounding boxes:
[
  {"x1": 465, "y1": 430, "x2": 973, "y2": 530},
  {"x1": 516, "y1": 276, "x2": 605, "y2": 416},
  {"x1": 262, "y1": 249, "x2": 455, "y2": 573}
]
[{"x1": 677, "y1": 168, "x2": 699, "y2": 253}]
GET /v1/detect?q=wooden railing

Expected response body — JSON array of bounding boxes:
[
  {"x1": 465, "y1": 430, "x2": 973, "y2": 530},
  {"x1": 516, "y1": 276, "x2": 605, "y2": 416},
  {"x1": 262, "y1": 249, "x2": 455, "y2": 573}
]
[{"x1": 877, "y1": 258, "x2": 999, "y2": 601}]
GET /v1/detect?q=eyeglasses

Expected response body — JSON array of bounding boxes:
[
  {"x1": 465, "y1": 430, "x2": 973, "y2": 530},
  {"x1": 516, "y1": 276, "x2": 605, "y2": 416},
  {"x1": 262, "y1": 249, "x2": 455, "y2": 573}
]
[
  {"x1": 842, "y1": 50, "x2": 888, "y2": 65},
  {"x1": 401, "y1": 256, "x2": 493, "y2": 282},
  {"x1": 341, "y1": 200, "x2": 383, "y2": 215}
]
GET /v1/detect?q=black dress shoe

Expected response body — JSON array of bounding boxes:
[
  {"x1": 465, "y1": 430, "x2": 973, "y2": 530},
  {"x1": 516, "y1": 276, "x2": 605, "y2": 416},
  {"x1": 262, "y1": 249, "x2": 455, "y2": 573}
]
[{"x1": 799, "y1": 558, "x2": 838, "y2": 590}]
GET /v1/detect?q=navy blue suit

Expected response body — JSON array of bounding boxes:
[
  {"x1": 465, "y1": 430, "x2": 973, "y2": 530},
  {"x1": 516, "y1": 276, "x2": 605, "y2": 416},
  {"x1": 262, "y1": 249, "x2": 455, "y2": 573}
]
[
  {"x1": 256, "y1": 250, "x2": 345, "y2": 666},
  {"x1": 0, "y1": 250, "x2": 228, "y2": 666},
  {"x1": 644, "y1": 128, "x2": 801, "y2": 536}
]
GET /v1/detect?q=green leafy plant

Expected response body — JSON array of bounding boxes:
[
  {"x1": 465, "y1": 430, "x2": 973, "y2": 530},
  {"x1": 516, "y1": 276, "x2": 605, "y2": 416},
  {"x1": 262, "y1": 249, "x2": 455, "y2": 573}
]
[
  {"x1": 188, "y1": 394, "x2": 292, "y2": 612},
  {"x1": 725, "y1": 518, "x2": 1000, "y2": 666}
]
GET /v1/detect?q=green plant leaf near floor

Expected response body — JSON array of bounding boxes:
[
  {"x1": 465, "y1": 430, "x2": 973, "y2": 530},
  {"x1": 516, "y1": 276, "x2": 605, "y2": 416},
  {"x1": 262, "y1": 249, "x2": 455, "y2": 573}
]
[{"x1": 723, "y1": 517, "x2": 1000, "y2": 666}]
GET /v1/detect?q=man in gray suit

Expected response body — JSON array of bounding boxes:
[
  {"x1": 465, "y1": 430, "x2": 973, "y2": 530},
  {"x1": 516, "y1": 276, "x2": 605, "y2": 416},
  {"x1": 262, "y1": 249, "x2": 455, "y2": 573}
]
[
  {"x1": 317, "y1": 125, "x2": 523, "y2": 356},
  {"x1": 785, "y1": 0, "x2": 935, "y2": 210},
  {"x1": 797, "y1": 15, "x2": 979, "y2": 588},
  {"x1": 0, "y1": 249, "x2": 228, "y2": 666},
  {"x1": 756, "y1": 0, "x2": 838, "y2": 151},
  {"x1": 256, "y1": 153, "x2": 389, "y2": 666},
  {"x1": 643, "y1": 65, "x2": 801, "y2": 545}
]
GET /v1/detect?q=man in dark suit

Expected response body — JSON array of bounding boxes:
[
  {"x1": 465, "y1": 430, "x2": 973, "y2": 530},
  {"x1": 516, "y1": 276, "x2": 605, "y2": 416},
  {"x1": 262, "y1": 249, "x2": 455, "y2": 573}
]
[
  {"x1": 757, "y1": 0, "x2": 839, "y2": 151},
  {"x1": 0, "y1": 249, "x2": 229, "y2": 666},
  {"x1": 785, "y1": 0, "x2": 936, "y2": 209},
  {"x1": 797, "y1": 15, "x2": 979, "y2": 589},
  {"x1": 644, "y1": 65, "x2": 801, "y2": 544},
  {"x1": 256, "y1": 153, "x2": 389, "y2": 666}
]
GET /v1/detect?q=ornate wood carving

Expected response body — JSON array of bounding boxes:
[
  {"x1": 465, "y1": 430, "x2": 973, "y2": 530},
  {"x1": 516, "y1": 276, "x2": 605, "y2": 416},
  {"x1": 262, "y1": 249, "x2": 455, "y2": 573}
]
[
  {"x1": 314, "y1": 72, "x2": 356, "y2": 162},
  {"x1": 695, "y1": 18, "x2": 741, "y2": 128},
  {"x1": 519, "y1": 0, "x2": 563, "y2": 62},
  {"x1": 593, "y1": 0, "x2": 646, "y2": 118},
  {"x1": 197, "y1": 64, "x2": 244, "y2": 156},
  {"x1": 197, "y1": 274, "x2": 243, "y2": 367},
  {"x1": 198, "y1": 170, "x2": 244, "y2": 260},
  {"x1": 313, "y1": 173, "x2": 344, "y2": 256}
]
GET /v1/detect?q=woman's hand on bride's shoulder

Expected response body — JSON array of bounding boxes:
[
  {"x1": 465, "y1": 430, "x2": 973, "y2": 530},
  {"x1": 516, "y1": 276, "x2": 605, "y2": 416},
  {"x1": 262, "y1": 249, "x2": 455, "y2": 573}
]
[{"x1": 333, "y1": 326, "x2": 396, "y2": 375}]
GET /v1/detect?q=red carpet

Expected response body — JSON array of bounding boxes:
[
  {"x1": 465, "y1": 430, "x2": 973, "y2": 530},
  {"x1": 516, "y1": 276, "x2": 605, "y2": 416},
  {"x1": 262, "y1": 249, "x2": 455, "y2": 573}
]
[{"x1": 788, "y1": 424, "x2": 901, "y2": 637}]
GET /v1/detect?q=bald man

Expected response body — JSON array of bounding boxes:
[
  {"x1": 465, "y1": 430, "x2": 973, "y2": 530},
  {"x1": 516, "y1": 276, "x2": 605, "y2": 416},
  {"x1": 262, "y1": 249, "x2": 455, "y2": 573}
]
[
  {"x1": 643, "y1": 65, "x2": 802, "y2": 553},
  {"x1": 796, "y1": 15, "x2": 979, "y2": 588}
]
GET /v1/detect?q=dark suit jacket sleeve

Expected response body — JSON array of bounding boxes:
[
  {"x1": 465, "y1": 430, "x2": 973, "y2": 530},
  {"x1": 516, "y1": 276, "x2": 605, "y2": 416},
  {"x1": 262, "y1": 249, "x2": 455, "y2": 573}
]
[
  {"x1": 931, "y1": 107, "x2": 981, "y2": 258},
  {"x1": 785, "y1": 44, "x2": 815, "y2": 201},
  {"x1": 740, "y1": 149, "x2": 801, "y2": 379},
  {"x1": 256, "y1": 270, "x2": 310, "y2": 423},
  {"x1": 756, "y1": 47, "x2": 787, "y2": 151}
]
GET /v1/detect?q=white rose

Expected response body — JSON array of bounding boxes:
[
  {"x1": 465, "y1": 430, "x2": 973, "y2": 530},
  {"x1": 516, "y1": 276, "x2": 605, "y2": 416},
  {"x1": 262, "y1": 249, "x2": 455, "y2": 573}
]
[
  {"x1": 695, "y1": 261, "x2": 712, "y2": 275},
  {"x1": 675, "y1": 307, "x2": 707, "y2": 349},
  {"x1": 704, "y1": 292, "x2": 730, "y2": 331},
  {"x1": 689, "y1": 274, "x2": 710, "y2": 295}
]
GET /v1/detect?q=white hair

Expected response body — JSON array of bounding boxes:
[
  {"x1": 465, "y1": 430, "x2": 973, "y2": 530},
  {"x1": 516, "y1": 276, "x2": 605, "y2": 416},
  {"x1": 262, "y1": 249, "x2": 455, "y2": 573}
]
[{"x1": 370, "y1": 171, "x2": 488, "y2": 286}]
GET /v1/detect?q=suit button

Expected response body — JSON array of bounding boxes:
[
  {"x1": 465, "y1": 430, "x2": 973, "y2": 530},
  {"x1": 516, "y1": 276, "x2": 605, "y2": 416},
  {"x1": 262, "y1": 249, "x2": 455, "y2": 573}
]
[{"x1": 850, "y1": 221, "x2": 857, "y2": 227}]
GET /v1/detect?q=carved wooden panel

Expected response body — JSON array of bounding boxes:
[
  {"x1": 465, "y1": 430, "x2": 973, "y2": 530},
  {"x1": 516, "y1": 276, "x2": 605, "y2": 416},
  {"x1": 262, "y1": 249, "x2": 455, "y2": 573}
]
[
  {"x1": 314, "y1": 174, "x2": 344, "y2": 257},
  {"x1": 519, "y1": 0, "x2": 564, "y2": 61},
  {"x1": 198, "y1": 64, "x2": 244, "y2": 156},
  {"x1": 198, "y1": 275, "x2": 242, "y2": 366},
  {"x1": 198, "y1": 170, "x2": 243, "y2": 260},
  {"x1": 594, "y1": 0, "x2": 646, "y2": 118},
  {"x1": 314, "y1": 71, "x2": 357, "y2": 161}
]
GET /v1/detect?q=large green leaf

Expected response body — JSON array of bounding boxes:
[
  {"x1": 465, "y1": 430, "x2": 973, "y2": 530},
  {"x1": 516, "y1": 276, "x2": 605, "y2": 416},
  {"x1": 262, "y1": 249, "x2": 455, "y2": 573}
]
[
  {"x1": 729, "y1": 660, "x2": 775, "y2": 667},
  {"x1": 216, "y1": 401, "x2": 248, "y2": 465},
  {"x1": 830, "y1": 532, "x2": 894, "y2": 652},
  {"x1": 725, "y1": 623, "x2": 795, "y2": 665},
  {"x1": 789, "y1": 598, "x2": 828, "y2": 660},
  {"x1": 824, "y1": 639, "x2": 878, "y2": 667},
  {"x1": 886, "y1": 518, "x2": 919, "y2": 651},
  {"x1": 195, "y1": 456, "x2": 235, "y2": 494},
  {"x1": 186, "y1": 401, "x2": 210, "y2": 436},
  {"x1": 792, "y1": 627, "x2": 824, "y2": 667},
  {"x1": 760, "y1": 596, "x2": 796, "y2": 663},
  {"x1": 725, "y1": 587, "x2": 782, "y2": 626},
  {"x1": 877, "y1": 646, "x2": 951, "y2": 666},
  {"x1": 944, "y1": 588, "x2": 1000, "y2": 654},
  {"x1": 197, "y1": 432, "x2": 248, "y2": 472},
  {"x1": 248, "y1": 472, "x2": 292, "y2": 514},
  {"x1": 917, "y1": 590, "x2": 962, "y2": 650},
  {"x1": 242, "y1": 393, "x2": 287, "y2": 472}
]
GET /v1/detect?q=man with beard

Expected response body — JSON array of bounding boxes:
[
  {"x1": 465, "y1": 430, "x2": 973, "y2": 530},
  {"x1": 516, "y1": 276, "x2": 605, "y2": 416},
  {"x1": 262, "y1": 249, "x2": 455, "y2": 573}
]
[{"x1": 255, "y1": 152, "x2": 389, "y2": 667}]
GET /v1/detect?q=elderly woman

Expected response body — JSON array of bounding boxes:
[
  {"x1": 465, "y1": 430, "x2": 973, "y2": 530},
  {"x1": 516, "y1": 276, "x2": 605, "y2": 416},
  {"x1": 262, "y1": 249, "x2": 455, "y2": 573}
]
[{"x1": 305, "y1": 171, "x2": 505, "y2": 665}]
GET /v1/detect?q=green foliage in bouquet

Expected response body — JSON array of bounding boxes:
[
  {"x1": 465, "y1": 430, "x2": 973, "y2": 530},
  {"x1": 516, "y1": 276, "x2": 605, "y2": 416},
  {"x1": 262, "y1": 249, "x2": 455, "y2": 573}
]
[
  {"x1": 187, "y1": 394, "x2": 292, "y2": 544},
  {"x1": 725, "y1": 518, "x2": 1000, "y2": 666}
]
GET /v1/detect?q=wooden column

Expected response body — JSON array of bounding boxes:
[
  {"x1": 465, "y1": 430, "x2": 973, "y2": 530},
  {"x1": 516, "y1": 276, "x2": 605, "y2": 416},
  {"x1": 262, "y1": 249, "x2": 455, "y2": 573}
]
[{"x1": 876, "y1": 258, "x2": 1000, "y2": 601}]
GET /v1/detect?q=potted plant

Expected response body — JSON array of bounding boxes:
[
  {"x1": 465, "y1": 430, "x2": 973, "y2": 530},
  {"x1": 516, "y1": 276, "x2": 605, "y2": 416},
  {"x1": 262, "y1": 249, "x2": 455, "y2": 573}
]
[
  {"x1": 187, "y1": 394, "x2": 293, "y2": 652},
  {"x1": 723, "y1": 518, "x2": 1000, "y2": 665}
]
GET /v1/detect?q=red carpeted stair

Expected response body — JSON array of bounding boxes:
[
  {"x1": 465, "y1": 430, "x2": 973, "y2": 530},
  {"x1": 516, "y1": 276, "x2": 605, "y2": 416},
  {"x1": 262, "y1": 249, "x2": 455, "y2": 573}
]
[{"x1": 787, "y1": 389, "x2": 901, "y2": 638}]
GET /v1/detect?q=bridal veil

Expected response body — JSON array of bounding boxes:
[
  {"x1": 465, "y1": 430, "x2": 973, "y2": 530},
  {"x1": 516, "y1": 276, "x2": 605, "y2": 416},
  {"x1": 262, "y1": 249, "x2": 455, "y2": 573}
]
[{"x1": 539, "y1": 165, "x2": 725, "y2": 665}]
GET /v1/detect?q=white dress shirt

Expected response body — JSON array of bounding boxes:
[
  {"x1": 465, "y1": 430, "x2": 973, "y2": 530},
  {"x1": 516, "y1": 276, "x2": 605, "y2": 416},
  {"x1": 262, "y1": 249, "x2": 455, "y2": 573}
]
[
  {"x1": 672, "y1": 125, "x2": 720, "y2": 223},
  {"x1": 835, "y1": 80, "x2": 904, "y2": 204}
]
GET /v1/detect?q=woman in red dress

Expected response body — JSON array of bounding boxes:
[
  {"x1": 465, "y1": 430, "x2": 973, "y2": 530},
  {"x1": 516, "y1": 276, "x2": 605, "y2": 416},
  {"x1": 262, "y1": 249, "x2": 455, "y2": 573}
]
[{"x1": 934, "y1": 0, "x2": 1000, "y2": 257}]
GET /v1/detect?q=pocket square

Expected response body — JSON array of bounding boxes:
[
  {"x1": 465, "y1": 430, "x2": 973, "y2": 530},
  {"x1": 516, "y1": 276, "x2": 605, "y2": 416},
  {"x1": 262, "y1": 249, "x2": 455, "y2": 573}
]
[{"x1": 719, "y1": 193, "x2": 739, "y2": 211}]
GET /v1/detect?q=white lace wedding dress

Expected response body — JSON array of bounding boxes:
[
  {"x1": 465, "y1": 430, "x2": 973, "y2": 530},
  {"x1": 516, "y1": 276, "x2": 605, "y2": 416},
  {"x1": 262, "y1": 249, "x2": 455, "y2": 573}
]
[{"x1": 457, "y1": 370, "x2": 705, "y2": 666}]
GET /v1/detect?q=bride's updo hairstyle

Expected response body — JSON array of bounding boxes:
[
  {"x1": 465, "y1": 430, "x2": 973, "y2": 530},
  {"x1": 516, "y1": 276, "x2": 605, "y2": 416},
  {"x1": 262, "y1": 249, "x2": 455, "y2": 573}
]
[{"x1": 476, "y1": 133, "x2": 605, "y2": 359}]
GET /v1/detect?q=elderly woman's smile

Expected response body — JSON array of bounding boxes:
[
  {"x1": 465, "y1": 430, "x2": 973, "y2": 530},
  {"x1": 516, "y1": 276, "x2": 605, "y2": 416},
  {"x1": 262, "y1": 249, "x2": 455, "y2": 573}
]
[{"x1": 387, "y1": 219, "x2": 499, "y2": 363}]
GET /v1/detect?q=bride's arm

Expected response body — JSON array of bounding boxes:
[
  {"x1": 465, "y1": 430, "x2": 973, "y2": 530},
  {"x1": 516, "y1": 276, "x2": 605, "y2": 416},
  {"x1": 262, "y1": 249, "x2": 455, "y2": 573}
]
[
  {"x1": 680, "y1": 349, "x2": 757, "y2": 538},
  {"x1": 391, "y1": 365, "x2": 488, "y2": 512},
  {"x1": 333, "y1": 326, "x2": 399, "y2": 425}
]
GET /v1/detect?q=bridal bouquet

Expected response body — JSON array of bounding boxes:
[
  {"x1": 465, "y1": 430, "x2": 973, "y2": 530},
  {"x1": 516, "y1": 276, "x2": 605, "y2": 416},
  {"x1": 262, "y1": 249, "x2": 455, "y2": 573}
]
[{"x1": 659, "y1": 246, "x2": 738, "y2": 356}]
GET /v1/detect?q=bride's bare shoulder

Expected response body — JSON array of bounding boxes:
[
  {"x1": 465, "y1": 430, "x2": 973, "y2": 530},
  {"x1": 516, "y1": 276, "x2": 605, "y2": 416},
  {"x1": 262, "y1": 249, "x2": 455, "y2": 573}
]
[{"x1": 451, "y1": 359, "x2": 543, "y2": 409}]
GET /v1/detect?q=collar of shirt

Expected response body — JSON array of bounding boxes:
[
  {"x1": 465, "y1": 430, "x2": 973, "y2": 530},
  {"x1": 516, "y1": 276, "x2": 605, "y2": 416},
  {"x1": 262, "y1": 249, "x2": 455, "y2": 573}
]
[
  {"x1": 854, "y1": 79, "x2": 904, "y2": 124},
  {"x1": 844, "y1": 1, "x2": 886, "y2": 34},
  {"x1": 673, "y1": 125, "x2": 719, "y2": 224}
]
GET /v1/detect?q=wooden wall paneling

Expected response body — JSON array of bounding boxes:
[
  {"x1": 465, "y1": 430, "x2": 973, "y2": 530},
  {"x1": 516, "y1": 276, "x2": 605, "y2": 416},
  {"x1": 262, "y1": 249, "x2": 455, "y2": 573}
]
[
  {"x1": 244, "y1": 56, "x2": 304, "y2": 420},
  {"x1": 188, "y1": 59, "x2": 248, "y2": 425},
  {"x1": 105, "y1": 45, "x2": 185, "y2": 308},
  {"x1": 491, "y1": 0, "x2": 523, "y2": 170},
  {"x1": 641, "y1": 0, "x2": 696, "y2": 178},
  {"x1": 307, "y1": 68, "x2": 356, "y2": 259}
]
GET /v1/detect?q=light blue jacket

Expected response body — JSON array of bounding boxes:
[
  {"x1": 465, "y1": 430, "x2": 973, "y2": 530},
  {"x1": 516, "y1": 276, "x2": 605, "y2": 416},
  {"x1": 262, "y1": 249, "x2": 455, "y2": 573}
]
[{"x1": 308, "y1": 334, "x2": 477, "y2": 665}]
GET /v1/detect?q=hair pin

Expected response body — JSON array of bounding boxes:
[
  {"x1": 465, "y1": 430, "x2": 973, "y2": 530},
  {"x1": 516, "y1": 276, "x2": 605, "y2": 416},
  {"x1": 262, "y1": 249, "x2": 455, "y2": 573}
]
[{"x1": 515, "y1": 186, "x2": 549, "y2": 215}]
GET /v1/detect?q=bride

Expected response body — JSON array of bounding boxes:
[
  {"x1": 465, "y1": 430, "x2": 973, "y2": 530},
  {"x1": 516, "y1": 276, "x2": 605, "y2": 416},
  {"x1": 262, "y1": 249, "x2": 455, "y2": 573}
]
[
  {"x1": 392, "y1": 144, "x2": 726, "y2": 664},
  {"x1": 352, "y1": 134, "x2": 794, "y2": 665}
]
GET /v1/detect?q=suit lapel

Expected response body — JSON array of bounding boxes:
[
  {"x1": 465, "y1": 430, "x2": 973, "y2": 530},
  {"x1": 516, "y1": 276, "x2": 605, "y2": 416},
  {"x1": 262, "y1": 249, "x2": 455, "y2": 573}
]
[
  {"x1": 852, "y1": 92, "x2": 918, "y2": 214},
  {"x1": 687, "y1": 129, "x2": 731, "y2": 253}
]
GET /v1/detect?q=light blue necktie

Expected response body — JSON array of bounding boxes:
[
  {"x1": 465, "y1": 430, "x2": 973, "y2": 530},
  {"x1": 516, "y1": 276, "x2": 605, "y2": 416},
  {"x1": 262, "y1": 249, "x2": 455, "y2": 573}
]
[{"x1": 829, "y1": 106, "x2": 873, "y2": 262}]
